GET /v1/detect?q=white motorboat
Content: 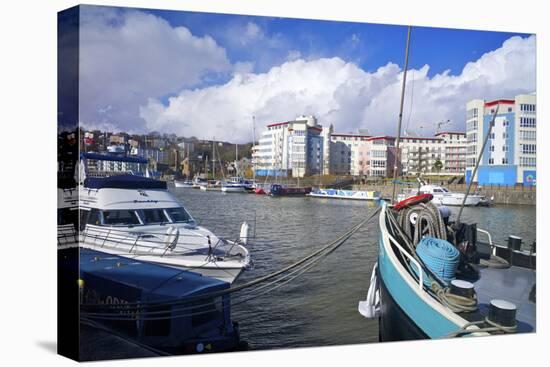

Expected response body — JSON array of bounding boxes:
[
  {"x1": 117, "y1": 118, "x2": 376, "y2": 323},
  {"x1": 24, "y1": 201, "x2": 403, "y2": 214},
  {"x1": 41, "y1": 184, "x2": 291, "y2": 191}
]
[
  {"x1": 221, "y1": 177, "x2": 250, "y2": 193},
  {"x1": 307, "y1": 188, "x2": 381, "y2": 201},
  {"x1": 78, "y1": 154, "x2": 251, "y2": 284},
  {"x1": 174, "y1": 179, "x2": 193, "y2": 188},
  {"x1": 57, "y1": 183, "x2": 78, "y2": 249},
  {"x1": 397, "y1": 184, "x2": 485, "y2": 206},
  {"x1": 199, "y1": 180, "x2": 222, "y2": 191},
  {"x1": 221, "y1": 183, "x2": 246, "y2": 193}
]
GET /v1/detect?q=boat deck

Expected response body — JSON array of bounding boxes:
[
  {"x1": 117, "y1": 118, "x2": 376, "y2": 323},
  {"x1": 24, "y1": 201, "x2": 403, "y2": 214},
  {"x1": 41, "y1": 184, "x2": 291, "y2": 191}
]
[{"x1": 469, "y1": 265, "x2": 536, "y2": 332}]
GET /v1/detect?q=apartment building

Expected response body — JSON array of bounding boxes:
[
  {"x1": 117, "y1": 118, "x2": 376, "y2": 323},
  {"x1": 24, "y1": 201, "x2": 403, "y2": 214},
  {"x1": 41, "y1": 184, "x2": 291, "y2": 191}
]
[
  {"x1": 254, "y1": 115, "x2": 325, "y2": 178},
  {"x1": 465, "y1": 94, "x2": 536, "y2": 186}
]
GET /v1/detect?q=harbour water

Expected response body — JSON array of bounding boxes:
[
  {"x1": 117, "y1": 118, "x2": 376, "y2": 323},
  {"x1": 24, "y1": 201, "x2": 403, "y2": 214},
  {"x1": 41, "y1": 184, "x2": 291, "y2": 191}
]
[{"x1": 172, "y1": 188, "x2": 536, "y2": 350}]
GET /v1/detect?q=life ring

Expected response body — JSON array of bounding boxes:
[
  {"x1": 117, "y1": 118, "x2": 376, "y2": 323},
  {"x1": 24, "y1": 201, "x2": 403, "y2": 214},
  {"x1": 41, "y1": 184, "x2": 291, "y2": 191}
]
[{"x1": 394, "y1": 193, "x2": 433, "y2": 210}]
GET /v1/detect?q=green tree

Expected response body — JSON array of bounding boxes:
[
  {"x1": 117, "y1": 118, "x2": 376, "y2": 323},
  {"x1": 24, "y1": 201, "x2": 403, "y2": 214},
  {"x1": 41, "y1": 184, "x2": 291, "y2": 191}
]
[{"x1": 433, "y1": 159, "x2": 443, "y2": 174}]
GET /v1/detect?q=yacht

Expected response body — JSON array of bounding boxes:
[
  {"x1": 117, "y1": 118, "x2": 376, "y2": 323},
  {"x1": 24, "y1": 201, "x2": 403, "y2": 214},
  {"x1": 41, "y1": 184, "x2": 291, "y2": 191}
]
[
  {"x1": 78, "y1": 154, "x2": 251, "y2": 284},
  {"x1": 398, "y1": 183, "x2": 485, "y2": 206}
]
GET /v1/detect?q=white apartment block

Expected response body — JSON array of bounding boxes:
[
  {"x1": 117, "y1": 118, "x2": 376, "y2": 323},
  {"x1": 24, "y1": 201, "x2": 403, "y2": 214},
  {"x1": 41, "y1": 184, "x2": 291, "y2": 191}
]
[
  {"x1": 252, "y1": 114, "x2": 469, "y2": 179},
  {"x1": 254, "y1": 115, "x2": 324, "y2": 178},
  {"x1": 400, "y1": 132, "x2": 466, "y2": 176}
]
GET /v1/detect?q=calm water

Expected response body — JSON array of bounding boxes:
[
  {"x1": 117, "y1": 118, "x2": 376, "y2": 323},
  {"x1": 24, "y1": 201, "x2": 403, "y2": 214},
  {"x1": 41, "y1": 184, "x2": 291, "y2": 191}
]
[{"x1": 172, "y1": 188, "x2": 536, "y2": 350}]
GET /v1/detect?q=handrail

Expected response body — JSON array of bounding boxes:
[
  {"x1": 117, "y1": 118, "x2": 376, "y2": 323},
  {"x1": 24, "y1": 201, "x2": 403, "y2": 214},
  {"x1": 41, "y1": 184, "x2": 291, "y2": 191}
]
[
  {"x1": 387, "y1": 234, "x2": 424, "y2": 291},
  {"x1": 476, "y1": 228, "x2": 493, "y2": 247},
  {"x1": 80, "y1": 227, "x2": 245, "y2": 260}
]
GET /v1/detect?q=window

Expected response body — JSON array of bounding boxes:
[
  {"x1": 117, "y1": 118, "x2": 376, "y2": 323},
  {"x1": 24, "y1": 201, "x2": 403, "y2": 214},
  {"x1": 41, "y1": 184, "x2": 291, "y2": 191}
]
[
  {"x1": 520, "y1": 130, "x2": 536, "y2": 141},
  {"x1": 520, "y1": 117, "x2": 536, "y2": 128},
  {"x1": 520, "y1": 157, "x2": 536, "y2": 167},
  {"x1": 87, "y1": 209, "x2": 101, "y2": 226},
  {"x1": 508, "y1": 107, "x2": 512, "y2": 112},
  {"x1": 521, "y1": 144, "x2": 536, "y2": 155},
  {"x1": 139, "y1": 209, "x2": 169, "y2": 225},
  {"x1": 502, "y1": 132, "x2": 508, "y2": 139},
  {"x1": 490, "y1": 145, "x2": 495, "y2": 152},
  {"x1": 502, "y1": 158, "x2": 508, "y2": 164},
  {"x1": 489, "y1": 158, "x2": 494, "y2": 165},
  {"x1": 503, "y1": 145, "x2": 508, "y2": 152},
  {"x1": 165, "y1": 207, "x2": 192, "y2": 223},
  {"x1": 102, "y1": 210, "x2": 141, "y2": 227},
  {"x1": 521, "y1": 104, "x2": 536, "y2": 113}
]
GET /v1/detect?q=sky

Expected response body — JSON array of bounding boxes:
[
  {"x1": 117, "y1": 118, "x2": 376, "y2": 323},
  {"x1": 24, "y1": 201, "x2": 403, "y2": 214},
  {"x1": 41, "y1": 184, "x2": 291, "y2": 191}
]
[{"x1": 77, "y1": 5, "x2": 536, "y2": 142}]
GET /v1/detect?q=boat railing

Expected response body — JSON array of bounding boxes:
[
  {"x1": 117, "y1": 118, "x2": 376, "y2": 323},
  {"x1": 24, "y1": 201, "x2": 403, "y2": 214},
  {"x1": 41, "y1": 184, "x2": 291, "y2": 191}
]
[
  {"x1": 57, "y1": 224, "x2": 77, "y2": 245},
  {"x1": 476, "y1": 228, "x2": 493, "y2": 248},
  {"x1": 80, "y1": 225, "x2": 243, "y2": 258},
  {"x1": 387, "y1": 233, "x2": 424, "y2": 291}
]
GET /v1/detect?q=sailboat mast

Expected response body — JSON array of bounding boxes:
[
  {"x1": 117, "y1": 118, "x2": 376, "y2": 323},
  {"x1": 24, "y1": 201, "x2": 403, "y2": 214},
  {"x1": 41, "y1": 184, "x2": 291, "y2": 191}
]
[
  {"x1": 391, "y1": 25, "x2": 412, "y2": 204},
  {"x1": 252, "y1": 115, "x2": 256, "y2": 182},
  {"x1": 212, "y1": 138, "x2": 215, "y2": 180}
]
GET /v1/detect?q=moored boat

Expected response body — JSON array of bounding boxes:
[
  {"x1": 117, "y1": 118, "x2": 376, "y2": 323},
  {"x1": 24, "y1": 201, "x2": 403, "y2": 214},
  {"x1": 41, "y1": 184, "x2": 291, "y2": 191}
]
[
  {"x1": 307, "y1": 188, "x2": 381, "y2": 201},
  {"x1": 398, "y1": 184, "x2": 485, "y2": 206},
  {"x1": 358, "y1": 25, "x2": 535, "y2": 342},
  {"x1": 75, "y1": 248, "x2": 243, "y2": 356},
  {"x1": 269, "y1": 184, "x2": 312, "y2": 197},
  {"x1": 174, "y1": 179, "x2": 194, "y2": 188},
  {"x1": 78, "y1": 154, "x2": 251, "y2": 284},
  {"x1": 358, "y1": 198, "x2": 535, "y2": 340}
]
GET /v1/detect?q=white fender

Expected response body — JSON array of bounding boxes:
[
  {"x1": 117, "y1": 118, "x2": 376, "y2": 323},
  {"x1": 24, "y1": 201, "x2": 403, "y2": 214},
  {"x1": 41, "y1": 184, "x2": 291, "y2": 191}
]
[
  {"x1": 239, "y1": 221, "x2": 249, "y2": 245},
  {"x1": 358, "y1": 262, "x2": 381, "y2": 319}
]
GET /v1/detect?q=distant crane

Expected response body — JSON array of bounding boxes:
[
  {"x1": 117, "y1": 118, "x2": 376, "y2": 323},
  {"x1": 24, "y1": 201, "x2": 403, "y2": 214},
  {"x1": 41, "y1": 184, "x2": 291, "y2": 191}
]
[{"x1": 436, "y1": 119, "x2": 451, "y2": 133}]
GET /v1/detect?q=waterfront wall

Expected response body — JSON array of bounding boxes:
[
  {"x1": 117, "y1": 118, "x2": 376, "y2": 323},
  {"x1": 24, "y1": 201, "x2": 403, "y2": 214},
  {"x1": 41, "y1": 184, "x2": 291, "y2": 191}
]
[{"x1": 352, "y1": 183, "x2": 536, "y2": 206}]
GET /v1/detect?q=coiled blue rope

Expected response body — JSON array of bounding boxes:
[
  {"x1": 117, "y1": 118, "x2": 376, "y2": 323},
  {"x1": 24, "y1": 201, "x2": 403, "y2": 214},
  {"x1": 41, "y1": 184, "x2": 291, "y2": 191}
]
[{"x1": 415, "y1": 236, "x2": 460, "y2": 285}]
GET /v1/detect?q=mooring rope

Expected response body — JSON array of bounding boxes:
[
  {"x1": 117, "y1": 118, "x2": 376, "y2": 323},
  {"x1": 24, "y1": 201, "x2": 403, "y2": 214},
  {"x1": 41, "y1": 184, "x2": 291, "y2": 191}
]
[{"x1": 80, "y1": 207, "x2": 381, "y2": 318}]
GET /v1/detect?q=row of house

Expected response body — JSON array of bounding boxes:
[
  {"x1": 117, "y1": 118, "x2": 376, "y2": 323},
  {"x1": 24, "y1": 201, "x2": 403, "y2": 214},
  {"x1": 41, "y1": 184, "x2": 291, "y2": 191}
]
[{"x1": 251, "y1": 93, "x2": 536, "y2": 186}]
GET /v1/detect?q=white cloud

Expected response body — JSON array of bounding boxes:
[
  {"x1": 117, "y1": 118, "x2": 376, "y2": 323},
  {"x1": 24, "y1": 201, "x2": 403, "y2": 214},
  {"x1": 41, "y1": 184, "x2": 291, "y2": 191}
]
[
  {"x1": 286, "y1": 50, "x2": 302, "y2": 61},
  {"x1": 79, "y1": 6, "x2": 230, "y2": 133},
  {"x1": 140, "y1": 35, "x2": 535, "y2": 142}
]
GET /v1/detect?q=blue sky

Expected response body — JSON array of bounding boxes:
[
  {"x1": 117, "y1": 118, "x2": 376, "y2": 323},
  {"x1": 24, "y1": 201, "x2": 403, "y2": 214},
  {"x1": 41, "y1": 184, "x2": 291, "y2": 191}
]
[
  {"x1": 149, "y1": 8, "x2": 529, "y2": 77},
  {"x1": 78, "y1": 5, "x2": 536, "y2": 141}
]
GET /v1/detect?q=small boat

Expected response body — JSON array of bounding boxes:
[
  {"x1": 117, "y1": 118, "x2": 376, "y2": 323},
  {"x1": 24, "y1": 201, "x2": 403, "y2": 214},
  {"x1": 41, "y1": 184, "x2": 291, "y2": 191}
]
[
  {"x1": 307, "y1": 188, "x2": 381, "y2": 201},
  {"x1": 74, "y1": 248, "x2": 243, "y2": 356},
  {"x1": 221, "y1": 177, "x2": 248, "y2": 193},
  {"x1": 269, "y1": 184, "x2": 312, "y2": 197},
  {"x1": 192, "y1": 177, "x2": 207, "y2": 189},
  {"x1": 174, "y1": 179, "x2": 194, "y2": 188},
  {"x1": 254, "y1": 187, "x2": 267, "y2": 195},
  {"x1": 398, "y1": 184, "x2": 485, "y2": 206},
  {"x1": 199, "y1": 180, "x2": 222, "y2": 191},
  {"x1": 78, "y1": 155, "x2": 251, "y2": 284}
]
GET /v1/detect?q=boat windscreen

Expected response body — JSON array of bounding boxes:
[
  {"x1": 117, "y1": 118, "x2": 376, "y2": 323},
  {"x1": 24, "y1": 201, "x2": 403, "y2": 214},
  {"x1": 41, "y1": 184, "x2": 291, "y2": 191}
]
[
  {"x1": 102, "y1": 210, "x2": 141, "y2": 226},
  {"x1": 165, "y1": 207, "x2": 192, "y2": 223},
  {"x1": 139, "y1": 209, "x2": 169, "y2": 225}
]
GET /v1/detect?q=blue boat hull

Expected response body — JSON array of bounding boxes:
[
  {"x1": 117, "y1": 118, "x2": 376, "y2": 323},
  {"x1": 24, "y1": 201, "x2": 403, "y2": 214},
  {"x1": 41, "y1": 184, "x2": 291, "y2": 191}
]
[
  {"x1": 379, "y1": 267, "x2": 428, "y2": 341},
  {"x1": 377, "y1": 204, "x2": 465, "y2": 339}
]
